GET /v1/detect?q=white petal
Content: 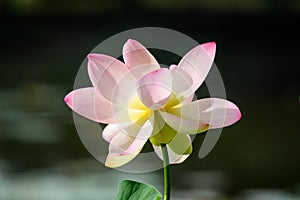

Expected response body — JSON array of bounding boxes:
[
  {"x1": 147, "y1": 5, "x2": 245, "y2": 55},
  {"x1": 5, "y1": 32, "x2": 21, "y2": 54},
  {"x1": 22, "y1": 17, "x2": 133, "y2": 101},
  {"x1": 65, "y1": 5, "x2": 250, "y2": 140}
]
[
  {"x1": 105, "y1": 151, "x2": 140, "y2": 168},
  {"x1": 109, "y1": 120, "x2": 153, "y2": 155},
  {"x1": 153, "y1": 144, "x2": 190, "y2": 164}
]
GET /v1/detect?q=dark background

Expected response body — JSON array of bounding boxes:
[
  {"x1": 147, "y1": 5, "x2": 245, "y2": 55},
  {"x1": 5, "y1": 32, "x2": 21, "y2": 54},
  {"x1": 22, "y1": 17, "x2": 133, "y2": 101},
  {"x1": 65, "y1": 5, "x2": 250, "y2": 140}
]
[{"x1": 0, "y1": 0, "x2": 299, "y2": 199}]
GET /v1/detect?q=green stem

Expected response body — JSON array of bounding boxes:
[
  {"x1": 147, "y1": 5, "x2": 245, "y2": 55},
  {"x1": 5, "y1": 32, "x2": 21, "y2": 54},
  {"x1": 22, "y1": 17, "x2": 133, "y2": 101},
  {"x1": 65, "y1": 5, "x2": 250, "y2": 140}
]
[{"x1": 161, "y1": 143, "x2": 170, "y2": 200}]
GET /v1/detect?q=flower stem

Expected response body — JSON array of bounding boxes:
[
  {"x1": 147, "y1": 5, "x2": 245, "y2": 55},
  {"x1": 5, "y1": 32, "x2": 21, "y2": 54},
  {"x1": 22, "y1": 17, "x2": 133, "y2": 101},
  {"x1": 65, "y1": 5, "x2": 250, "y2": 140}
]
[{"x1": 161, "y1": 143, "x2": 170, "y2": 200}]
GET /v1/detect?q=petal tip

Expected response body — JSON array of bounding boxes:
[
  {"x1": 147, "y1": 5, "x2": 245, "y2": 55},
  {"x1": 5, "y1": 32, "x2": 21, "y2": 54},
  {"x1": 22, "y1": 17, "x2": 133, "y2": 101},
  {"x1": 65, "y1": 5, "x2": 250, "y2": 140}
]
[
  {"x1": 204, "y1": 41, "x2": 216, "y2": 48},
  {"x1": 87, "y1": 53, "x2": 96, "y2": 60},
  {"x1": 104, "y1": 160, "x2": 116, "y2": 168},
  {"x1": 169, "y1": 64, "x2": 177, "y2": 71},
  {"x1": 87, "y1": 53, "x2": 107, "y2": 62},
  {"x1": 208, "y1": 41, "x2": 216, "y2": 46},
  {"x1": 237, "y1": 108, "x2": 242, "y2": 121},
  {"x1": 201, "y1": 42, "x2": 216, "y2": 58},
  {"x1": 123, "y1": 39, "x2": 143, "y2": 53},
  {"x1": 126, "y1": 39, "x2": 136, "y2": 43},
  {"x1": 105, "y1": 152, "x2": 138, "y2": 168},
  {"x1": 229, "y1": 106, "x2": 242, "y2": 127},
  {"x1": 227, "y1": 101, "x2": 242, "y2": 124},
  {"x1": 64, "y1": 92, "x2": 73, "y2": 108}
]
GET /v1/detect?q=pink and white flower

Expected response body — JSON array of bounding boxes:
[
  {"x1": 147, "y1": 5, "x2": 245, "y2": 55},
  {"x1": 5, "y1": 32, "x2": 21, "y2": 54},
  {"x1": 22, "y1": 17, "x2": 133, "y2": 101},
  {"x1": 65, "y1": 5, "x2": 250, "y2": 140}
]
[{"x1": 64, "y1": 39, "x2": 241, "y2": 168}]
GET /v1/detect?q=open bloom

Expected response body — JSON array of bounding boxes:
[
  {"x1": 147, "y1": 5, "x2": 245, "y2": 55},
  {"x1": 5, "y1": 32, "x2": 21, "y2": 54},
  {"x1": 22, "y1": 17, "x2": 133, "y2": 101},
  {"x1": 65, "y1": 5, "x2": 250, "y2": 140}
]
[{"x1": 64, "y1": 39, "x2": 241, "y2": 168}]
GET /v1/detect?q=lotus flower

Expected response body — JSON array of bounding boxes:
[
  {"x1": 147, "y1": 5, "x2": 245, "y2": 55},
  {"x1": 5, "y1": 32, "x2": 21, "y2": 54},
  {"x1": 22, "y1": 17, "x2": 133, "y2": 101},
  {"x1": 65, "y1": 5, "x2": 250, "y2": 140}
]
[{"x1": 64, "y1": 39, "x2": 241, "y2": 168}]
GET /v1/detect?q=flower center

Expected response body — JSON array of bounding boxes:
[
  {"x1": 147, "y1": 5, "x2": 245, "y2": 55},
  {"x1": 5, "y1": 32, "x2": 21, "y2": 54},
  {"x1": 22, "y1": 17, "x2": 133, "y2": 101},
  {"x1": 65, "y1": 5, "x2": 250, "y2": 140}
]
[
  {"x1": 162, "y1": 93, "x2": 181, "y2": 111},
  {"x1": 127, "y1": 93, "x2": 151, "y2": 124},
  {"x1": 127, "y1": 92, "x2": 182, "y2": 127}
]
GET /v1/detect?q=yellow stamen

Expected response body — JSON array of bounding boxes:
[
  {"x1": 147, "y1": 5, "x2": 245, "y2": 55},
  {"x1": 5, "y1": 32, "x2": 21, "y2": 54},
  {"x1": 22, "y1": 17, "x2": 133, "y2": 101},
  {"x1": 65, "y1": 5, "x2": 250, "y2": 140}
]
[{"x1": 127, "y1": 93, "x2": 150, "y2": 124}]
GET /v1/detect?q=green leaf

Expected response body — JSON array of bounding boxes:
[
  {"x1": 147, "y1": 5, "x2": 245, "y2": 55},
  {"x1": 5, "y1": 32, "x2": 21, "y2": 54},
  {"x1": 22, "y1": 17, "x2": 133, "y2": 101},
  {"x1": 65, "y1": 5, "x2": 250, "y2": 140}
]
[{"x1": 114, "y1": 180, "x2": 162, "y2": 200}]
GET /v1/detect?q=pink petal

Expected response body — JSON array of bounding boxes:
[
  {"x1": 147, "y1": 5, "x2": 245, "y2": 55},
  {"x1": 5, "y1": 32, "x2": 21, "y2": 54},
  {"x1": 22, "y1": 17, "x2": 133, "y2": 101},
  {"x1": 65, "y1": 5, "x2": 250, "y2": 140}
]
[
  {"x1": 171, "y1": 42, "x2": 216, "y2": 99},
  {"x1": 64, "y1": 87, "x2": 116, "y2": 124},
  {"x1": 102, "y1": 124, "x2": 120, "y2": 143},
  {"x1": 170, "y1": 65, "x2": 194, "y2": 100},
  {"x1": 87, "y1": 53, "x2": 136, "y2": 104},
  {"x1": 160, "y1": 111, "x2": 209, "y2": 134},
  {"x1": 109, "y1": 120, "x2": 153, "y2": 155},
  {"x1": 201, "y1": 42, "x2": 217, "y2": 58},
  {"x1": 152, "y1": 144, "x2": 190, "y2": 164},
  {"x1": 123, "y1": 39, "x2": 160, "y2": 79},
  {"x1": 137, "y1": 68, "x2": 172, "y2": 109},
  {"x1": 105, "y1": 151, "x2": 140, "y2": 168},
  {"x1": 169, "y1": 98, "x2": 242, "y2": 129},
  {"x1": 169, "y1": 64, "x2": 177, "y2": 72},
  {"x1": 169, "y1": 64, "x2": 195, "y2": 107}
]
